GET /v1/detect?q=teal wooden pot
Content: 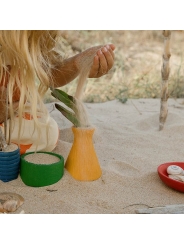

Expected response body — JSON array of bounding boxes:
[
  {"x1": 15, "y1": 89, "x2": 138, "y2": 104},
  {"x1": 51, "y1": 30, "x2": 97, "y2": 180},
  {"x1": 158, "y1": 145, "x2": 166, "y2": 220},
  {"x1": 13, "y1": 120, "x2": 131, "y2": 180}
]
[
  {"x1": 20, "y1": 152, "x2": 64, "y2": 187},
  {"x1": 0, "y1": 144, "x2": 20, "y2": 182}
]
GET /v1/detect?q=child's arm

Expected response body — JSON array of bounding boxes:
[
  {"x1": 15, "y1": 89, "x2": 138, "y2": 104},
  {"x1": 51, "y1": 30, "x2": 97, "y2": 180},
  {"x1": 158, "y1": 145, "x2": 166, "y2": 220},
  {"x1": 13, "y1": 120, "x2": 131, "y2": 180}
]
[{"x1": 52, "y1": 44, "x2": 115, "y2": 88}]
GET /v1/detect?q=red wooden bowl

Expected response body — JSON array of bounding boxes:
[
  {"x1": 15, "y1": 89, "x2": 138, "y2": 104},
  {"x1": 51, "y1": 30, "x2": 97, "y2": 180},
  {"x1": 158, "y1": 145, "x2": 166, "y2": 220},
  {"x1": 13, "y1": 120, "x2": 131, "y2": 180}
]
[{"x1": 157, "y1": 162, "x2": 184, "y2": 192}]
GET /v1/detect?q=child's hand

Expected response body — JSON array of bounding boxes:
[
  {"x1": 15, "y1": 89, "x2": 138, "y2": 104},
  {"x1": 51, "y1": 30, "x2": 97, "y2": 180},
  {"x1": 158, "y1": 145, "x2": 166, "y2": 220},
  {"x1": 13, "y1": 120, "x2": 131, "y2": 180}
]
[
  {"x1": 52, "y1": 44, "x2": 115, "y2": 87},
  {"x1": 88, "y1": 44, "x2": 115, "y2": 78},
  {"x1": 75, "y1": 44, "x2": 115, "y2": 78}
]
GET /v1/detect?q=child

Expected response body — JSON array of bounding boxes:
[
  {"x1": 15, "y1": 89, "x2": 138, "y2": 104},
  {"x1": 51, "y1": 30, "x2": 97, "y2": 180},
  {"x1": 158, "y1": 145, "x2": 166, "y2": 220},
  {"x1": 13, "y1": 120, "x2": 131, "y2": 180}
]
[{"x1": 0, "y1": 30, "x2": 115, "y2": 154}]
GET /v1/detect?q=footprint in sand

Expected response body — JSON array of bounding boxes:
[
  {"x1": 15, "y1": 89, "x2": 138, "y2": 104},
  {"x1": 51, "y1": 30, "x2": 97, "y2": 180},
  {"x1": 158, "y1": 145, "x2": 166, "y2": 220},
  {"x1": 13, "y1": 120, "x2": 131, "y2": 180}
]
[
  {"x1": 59, "y1": 128, "x2": 74, "y2": 143},
  {"x1": 135, "y1": 114, "x2": 159, "y2": 131},
  {"x1": 163, "y1": 113, "x2": 184, "y2": 126},
  {"x1": 106, "y1": 161, "x2": 140, "y2": 177}
]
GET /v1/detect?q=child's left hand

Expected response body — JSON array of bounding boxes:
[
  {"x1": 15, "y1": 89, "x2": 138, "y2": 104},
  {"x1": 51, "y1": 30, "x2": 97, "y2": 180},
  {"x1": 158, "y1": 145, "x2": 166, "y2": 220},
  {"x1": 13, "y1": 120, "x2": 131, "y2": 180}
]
[
  {"x1": 88, "y1": 44, "x2": 115, "y2": 78},
  {"x1": 75, "y1": 44, "x2": 115, "y2": 78}
]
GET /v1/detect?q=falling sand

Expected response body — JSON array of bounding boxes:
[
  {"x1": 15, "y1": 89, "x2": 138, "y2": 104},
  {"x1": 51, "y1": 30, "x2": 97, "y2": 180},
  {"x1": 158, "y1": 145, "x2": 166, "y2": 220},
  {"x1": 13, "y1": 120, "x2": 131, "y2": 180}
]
[{"x1": 73, "y1": 46, "x2": 103, "y2": 128}]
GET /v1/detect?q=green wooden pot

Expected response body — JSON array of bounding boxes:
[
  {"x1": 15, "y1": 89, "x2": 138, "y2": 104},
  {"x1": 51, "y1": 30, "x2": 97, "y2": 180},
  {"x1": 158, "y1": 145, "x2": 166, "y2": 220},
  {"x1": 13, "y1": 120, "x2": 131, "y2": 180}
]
[{"x1": 20, "y1": 152, "x2": 64, "y2": 187}]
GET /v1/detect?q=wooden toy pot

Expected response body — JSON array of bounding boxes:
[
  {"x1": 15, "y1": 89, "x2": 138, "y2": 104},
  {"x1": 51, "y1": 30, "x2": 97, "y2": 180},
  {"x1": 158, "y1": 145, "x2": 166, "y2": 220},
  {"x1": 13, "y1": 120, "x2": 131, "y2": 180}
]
[
  {"x1": 0, "y1": 144, "x2": 20, "y2": 182},
  {"x1": 20, "y1": 152, "x2": 64, "y2": 187},
  {"x1": 65, "y1": 127, "x2": 102, "y2": 181}
]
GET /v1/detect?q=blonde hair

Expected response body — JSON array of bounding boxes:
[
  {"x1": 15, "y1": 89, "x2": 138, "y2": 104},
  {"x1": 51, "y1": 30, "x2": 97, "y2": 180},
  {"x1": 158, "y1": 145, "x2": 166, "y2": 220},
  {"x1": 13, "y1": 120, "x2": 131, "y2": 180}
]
[{"x1": 0, "y1": 30, "x2": 63, "y2": 146}]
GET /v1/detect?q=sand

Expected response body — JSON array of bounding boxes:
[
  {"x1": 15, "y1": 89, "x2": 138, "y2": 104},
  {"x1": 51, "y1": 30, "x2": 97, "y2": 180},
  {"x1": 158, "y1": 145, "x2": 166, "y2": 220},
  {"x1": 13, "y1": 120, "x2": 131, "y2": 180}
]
[
  {"x1": 2, "y1": 143, "x2": 18, "y2": 152},
  {"x1": 24, "y1": 153, "x2": 60, "y2": 164},
  {"x1": 1, "y1": 98, "x2": 184, "y2": 214}
]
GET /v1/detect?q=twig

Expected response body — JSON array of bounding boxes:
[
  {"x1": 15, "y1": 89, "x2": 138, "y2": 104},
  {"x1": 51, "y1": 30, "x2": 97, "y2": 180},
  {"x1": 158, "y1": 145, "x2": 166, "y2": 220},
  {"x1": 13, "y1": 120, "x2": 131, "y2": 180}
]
[
  {"x1": 4, "y1": 85, "x2": 8, "y2": 141},
  {"x1": 0, "y1": 127, "x2": 7, "y2": 150},
  {"x1": 8, "y1": 116, "x2": 11, "y2": 145},
  {"x1": 130, "y1": 100, "x2": 142, "y2": 115},
  {"x1": 7, "y1": 84, "x2": 11, "y2": 145}
]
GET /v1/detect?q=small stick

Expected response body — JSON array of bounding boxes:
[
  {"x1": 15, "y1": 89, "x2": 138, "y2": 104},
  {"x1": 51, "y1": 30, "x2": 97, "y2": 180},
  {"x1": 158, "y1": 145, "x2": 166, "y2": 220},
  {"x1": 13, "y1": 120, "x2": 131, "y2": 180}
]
[
  {"x1": 8, "y1": 114, "x2": 11, "y2": 145},
  {"x1": 0, "y1": 127, "x2": 7, "y2": 150},
  {"x1": 0, "y1": 127, "x2": 4, "y2": 150},
  {"x1": 130, "y1": 100, "x2": 142, "y2": 115},
  {"x1": 4, "y1": 85, "x2": 9, "y2": 141},
  {"x1": 0, "y1": 85, "x2": 8, "y2": 150},
  {"x1": 6, "y1": 83, "x2": 11, "y2": 145}
]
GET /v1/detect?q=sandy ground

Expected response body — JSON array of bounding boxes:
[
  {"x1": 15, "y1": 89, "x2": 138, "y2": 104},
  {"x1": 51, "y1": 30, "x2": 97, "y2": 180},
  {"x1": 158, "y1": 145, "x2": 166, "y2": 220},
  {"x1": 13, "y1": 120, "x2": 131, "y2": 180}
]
[{"x1": 1, "y1": 98, "x2": 184, "y2": 214}]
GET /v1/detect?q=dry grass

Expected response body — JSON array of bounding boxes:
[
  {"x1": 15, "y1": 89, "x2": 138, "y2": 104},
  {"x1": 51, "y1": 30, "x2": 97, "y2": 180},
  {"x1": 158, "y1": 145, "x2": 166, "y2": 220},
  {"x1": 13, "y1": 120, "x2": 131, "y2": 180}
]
[{"x1": 44, "y1": 30, "x2": 184, "y2": 103}]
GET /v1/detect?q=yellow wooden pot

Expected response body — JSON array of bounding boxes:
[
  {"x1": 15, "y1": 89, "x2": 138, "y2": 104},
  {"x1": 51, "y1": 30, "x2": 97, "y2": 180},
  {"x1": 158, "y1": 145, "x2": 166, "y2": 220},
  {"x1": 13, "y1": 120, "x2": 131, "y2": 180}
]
[{"x1": 65, "y1": 127, "x2": 102, "y2": 181}]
